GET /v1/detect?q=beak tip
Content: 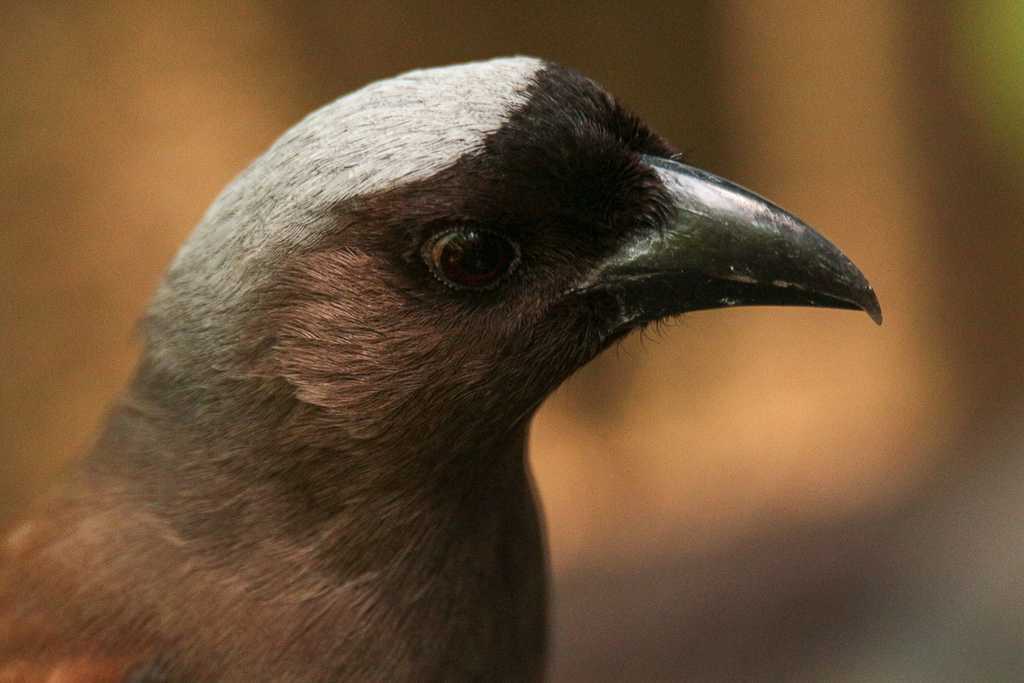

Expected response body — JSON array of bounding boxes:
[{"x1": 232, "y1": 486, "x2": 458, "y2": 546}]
[
  {"x1": 860, "y1": 288, "x2": 883, "y2": 325},
  {"x1": 867, "y1": 304, "x2": 883, "y2": 326}
]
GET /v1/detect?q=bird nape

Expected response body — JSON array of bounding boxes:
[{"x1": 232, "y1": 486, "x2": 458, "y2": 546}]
[{"x1": 0, "y1": 57, "x2": 880, "y2": 682}]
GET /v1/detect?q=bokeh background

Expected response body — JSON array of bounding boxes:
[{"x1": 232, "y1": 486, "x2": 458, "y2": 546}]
[{"x1": 2, "y1": 2, "x2": 1023, "y2": 680}]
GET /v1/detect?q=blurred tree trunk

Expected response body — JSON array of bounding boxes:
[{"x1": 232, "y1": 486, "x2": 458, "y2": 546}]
[{"x1": 907, "y1": 4, "x2": 1024, "y2": 450}]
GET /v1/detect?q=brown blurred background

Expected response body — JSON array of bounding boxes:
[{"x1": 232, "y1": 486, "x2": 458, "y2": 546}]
[{"x1": 2, "y1": 2, "x2": 1023, "y2": 680}]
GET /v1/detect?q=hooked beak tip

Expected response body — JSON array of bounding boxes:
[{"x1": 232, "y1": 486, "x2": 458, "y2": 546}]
[{"x1": 861, "y1": 288, "x2": 884, "y2": 325}]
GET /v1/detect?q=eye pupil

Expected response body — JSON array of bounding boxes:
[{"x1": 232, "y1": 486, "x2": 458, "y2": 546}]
[{"x1": 428, "y1": 230, "x2": 519, "y2": 289}]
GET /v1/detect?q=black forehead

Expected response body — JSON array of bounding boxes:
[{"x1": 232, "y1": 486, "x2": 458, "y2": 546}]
[
  {"x1": 497, "y1": 62, "x2": 676, "y2": 167},
  {"x1": 347, "y1": 61, "x2": 676, "y2": 239},
  {"x1": 472, "y1": 62, "x2": 676, "y2": 228}
]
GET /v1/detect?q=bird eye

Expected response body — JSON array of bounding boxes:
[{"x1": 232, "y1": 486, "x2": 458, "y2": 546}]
[{"x1": 425, "y1": 229, "x2": 520, "y2": 290}]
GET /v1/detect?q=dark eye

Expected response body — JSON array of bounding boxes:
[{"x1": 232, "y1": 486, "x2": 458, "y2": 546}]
[{"x1": 424, "y1": 229, "x2": 520, "y2": 290}]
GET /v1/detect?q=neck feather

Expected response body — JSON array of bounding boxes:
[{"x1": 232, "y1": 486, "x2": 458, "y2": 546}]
[{"x1": 78, "y1": 369, "x2": 548, "y2": 681}]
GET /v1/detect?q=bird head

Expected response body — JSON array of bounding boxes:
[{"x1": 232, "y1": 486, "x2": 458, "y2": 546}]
[{"x1": 141, "y1": 57, "x2": 880, "y2": 461}]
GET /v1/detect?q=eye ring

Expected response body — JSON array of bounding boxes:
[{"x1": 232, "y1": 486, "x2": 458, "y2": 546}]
[{"x1": 423, "y1": 228, "x2": 521, "y2": 291}]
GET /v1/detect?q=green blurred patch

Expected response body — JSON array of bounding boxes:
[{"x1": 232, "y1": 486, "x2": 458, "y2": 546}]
[{"x1": 957, "y1": 0, "x2": 1024, "y2": 159}]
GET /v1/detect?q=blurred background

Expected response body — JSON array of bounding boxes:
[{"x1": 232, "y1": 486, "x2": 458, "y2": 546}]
[{"x1": 2, "y1": 2, "x2": 1022, "y2": 680}]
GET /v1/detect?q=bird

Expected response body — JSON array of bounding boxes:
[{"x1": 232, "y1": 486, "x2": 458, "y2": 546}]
[{"x1": 0, "y1": 56, "x2": 881, "y2": 682}]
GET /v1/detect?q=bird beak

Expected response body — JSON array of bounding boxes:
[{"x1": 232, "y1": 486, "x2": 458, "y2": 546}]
[{"x1": 575, "y1": 155, "x2": 882, "y2": 332}]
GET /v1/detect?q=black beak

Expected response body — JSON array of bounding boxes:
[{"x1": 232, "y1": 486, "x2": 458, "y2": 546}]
[{"x1": 576, "y1": 156, "x2": 882, "y2": 332}]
